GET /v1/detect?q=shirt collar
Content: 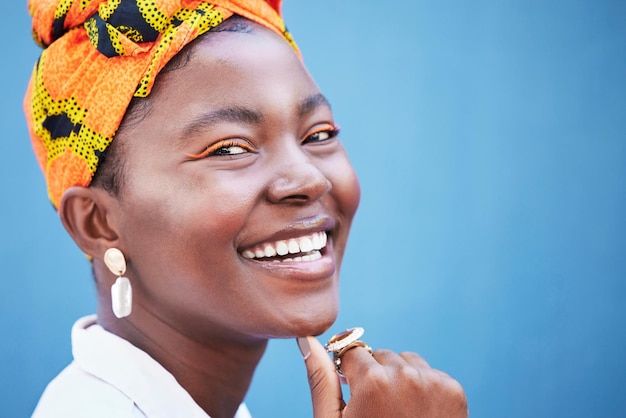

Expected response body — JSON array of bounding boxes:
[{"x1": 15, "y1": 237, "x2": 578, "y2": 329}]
[{"x1": 71, "y1": 315, "x2": 252, "y2": 418}]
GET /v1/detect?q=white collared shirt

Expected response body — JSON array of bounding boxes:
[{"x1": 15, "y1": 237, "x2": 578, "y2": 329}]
[{"x1": 32, "y1": 315, "x2": 252, "y2": 418}]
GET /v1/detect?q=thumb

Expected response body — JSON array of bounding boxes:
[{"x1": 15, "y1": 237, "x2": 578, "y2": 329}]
[{"x1": 297, "y1": 336, "x2": 344, "y2": 418}]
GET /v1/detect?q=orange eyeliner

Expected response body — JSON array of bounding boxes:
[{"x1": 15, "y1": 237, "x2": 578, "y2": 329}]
[
  {"x1": 302, "y1": 124, "x2": 339, "y2": 142},
  {"x1": 186, "y1": 140, "x2": 252, "y2": 159}
]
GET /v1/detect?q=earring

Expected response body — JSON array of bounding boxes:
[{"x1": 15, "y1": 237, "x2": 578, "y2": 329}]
[{"x1": 104, "y1": 248, "x2": 132, "y2": 318}]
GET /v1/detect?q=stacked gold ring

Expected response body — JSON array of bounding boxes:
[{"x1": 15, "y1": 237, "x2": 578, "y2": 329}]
[{"x1": 325, "y1": 327, "x2": 373, "y2": 376}]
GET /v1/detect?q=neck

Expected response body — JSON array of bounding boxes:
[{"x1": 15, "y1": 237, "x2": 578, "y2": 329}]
[{"x1": 98, "y1": 303, "x2": 267, "y2": 418}]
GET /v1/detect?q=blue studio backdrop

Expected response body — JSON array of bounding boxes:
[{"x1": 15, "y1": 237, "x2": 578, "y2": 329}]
[{"x1": 2, "y1": 1, "x2": 625, "y2": 417}]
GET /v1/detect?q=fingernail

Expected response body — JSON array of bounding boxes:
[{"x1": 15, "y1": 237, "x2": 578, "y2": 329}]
[{"x1": 296, "y1": 337, "x2": 311, "y2": 360}]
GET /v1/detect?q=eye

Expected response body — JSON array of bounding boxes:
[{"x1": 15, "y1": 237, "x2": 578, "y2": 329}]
[
  {"x1": 301, "y1": 124, "x2": 340, "y2": 145},
  {"x1": 187, "y1": 139, "x2": 255, "y2": 159},
  {"x1": 211, "y1": 143, "x2": 249, "y2": 156}
]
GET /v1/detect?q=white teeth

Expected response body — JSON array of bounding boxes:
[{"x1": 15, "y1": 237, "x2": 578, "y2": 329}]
[
  {"x1": 280, "y1": 251, "x2": 322, "y2": 263},
  {"x1": 304, "y1": 252, "x2": 323, "y2": 262},
  {"x1": 264, "y1": 245, "x2": 276, "y2": 258},
  {"x1": 299, "y1": 237, "x2": 314, "y2": 252},
  {"x1": 242, "y1": 232, "x2": 328, "y2": 261},
  {"x1": 312, "y1": 233, "x2": 322, "y2": 250},
  {"x1": 288, "y1": 239, "x2": 300, "y2": 254},
  {"x1": 276, "y1": 241, "x2": 289, "y2": 256}
]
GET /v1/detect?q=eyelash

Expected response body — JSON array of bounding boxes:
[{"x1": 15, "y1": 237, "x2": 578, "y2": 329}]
[
  {"x1": 187, "y1": 124, "x2": 340, "y2": 159},
  {"x1": 187, "y1": 139, "x2": 254, "y2": 159},
  {"x1": 302, "y1": 124, "x2": 341, "y2": 144}
]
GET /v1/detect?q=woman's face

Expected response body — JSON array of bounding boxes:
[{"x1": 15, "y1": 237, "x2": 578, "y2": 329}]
[{"x1": 109, "y1": 23, "x2": 360, "y2": 342}]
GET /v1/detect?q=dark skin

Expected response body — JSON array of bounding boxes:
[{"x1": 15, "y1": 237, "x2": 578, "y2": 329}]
[{"x1": 59, "y1": 21, "x2": 467, "y2": 418}]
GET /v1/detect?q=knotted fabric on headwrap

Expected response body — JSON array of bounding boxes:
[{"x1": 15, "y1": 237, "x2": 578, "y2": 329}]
[{"x1": 24, "y1": 0, "x2": 298, "y2": 208}]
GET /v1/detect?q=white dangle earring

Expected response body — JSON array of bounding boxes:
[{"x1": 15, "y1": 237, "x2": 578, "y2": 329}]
[{"x1": 104, "y1": 248, "x2": 132, "y2": 319}]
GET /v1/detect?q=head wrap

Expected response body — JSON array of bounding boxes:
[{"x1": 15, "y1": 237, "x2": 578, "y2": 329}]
[{"x1": 24, "y1": 0, "x2": 298, "y2": 208}]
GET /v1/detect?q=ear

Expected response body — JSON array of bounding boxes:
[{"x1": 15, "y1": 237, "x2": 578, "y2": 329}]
[{"x1": 58, "y1": 186, "x2": 121, "y2": 259}]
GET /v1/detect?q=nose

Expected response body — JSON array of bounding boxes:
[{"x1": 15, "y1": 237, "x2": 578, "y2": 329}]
[{"x1": 266, "y1": 154, "x2": 332, "y2": 204}]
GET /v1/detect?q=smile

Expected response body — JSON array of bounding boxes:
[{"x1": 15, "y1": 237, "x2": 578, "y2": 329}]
[{"x1": 241, "y1": 231, "x2": 328, "y2": 263}]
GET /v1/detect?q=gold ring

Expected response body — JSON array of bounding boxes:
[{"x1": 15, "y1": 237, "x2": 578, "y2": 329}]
[
  {"x1": 325, "y1": 327, "x2": 372, "y2": 376},
  {"x1": 325, "y1": 327, "x2": 364, "y2": 353},
  {"x1": 332, "y1": 341, "x2": 372, "y2": 376}
]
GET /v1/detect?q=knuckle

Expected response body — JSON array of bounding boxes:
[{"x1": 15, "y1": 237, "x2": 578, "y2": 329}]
[
  {"x1": 399, "y1": 350, "x2": 424, "y2": 361},
  {"x1": 361, "y1": 367, "x2": 389, "y2": 388},
  {"x1": 448, "y1": 379, "x2": 469, "y2": 410},
  {"x1": 371, "y1": 348, "x2": 394, "y2": 359},
  {"x1": 397, "y1": 364, "x2": 422, "y2": 381},
  {"x1": 436, "y1": 372, "x2": 468, "y2": 412},
  {"x1": 414, "y1": 369, "x2": 450, "y2": 395},
  {"x1": 447, "y1": 376, "x2": 466, "y2": 396},
  {"x1": 427, "y1": 371, "x2": 446, "y2": 392},
  {"x1": 400, "y1": 350, "x2": 430, "y2": 368}
]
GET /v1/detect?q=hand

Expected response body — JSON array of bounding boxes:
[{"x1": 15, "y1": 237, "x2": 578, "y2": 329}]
[{"x1": 297, "y1": 336, "x2": 468, "y2": 418}]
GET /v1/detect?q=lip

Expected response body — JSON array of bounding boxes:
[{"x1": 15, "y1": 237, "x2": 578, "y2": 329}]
[
  {"x1": 238, "y1": 214, "x2": 335, "y2": 251},
  {"x1": 240, "y1": 238, "x2": 337, "y2": 281},
  {"x1": 238, "y1": 214, "x2": 337, "y2": 281}
]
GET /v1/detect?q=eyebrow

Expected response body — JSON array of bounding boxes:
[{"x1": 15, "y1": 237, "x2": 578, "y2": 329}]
[
  {"x1": 181, "y1": 107, "x2": 263, "y2": 138},
  {"x1": 179, "y1": 93, "x2": 332, "y2": 139},
  {"x1": 298, "y1": 93, "x2": 332, "y2": 117}
]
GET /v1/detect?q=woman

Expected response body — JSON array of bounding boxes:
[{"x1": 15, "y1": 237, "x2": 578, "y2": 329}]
[{"x1": 25, "y1": 0, "x2": 468, "y2": 417}]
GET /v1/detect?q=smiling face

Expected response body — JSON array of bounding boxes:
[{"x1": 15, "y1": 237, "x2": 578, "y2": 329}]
[{"x1": 104, "y1": 21, "x2": 360, "y2": 343}]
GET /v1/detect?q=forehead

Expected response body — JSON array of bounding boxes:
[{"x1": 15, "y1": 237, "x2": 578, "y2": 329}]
[
  {"x1": 118, "y1": 21, "x2": 322, "y2": 142},
  {"x1": 155, "y1": 21, "x2": 313, "y2": 103},
  {"x1": 108, "y1": 22, "x2": 327, "y2": 177}
]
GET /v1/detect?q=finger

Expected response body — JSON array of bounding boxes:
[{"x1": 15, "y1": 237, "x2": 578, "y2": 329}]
[
  {"x1": 338, "y1": 345, "x2": 380, "y2": 386},
  {"x1": 371, "y1": 349, "x2": 427, "y2": 384},
  {"x1": 296, "y1": 337, "x2": 344, "y2": 418},
  {"x1": 398, "y1": 351, "x2": 431, "y2": 368},
  {"x1": 432, "y1": 368, "x2": 467, "y2": 395},
  {"x1": 372, "y1": 349, "x2": 409, "y2": 367},
  {"x1": 432, "y1": 369, "x2": 469, "y2": 415}
]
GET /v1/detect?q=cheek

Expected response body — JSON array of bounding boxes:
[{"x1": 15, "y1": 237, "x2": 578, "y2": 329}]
[
  {"x1": 326, "y1": 154, "x2": 361, "y2": 220},
  {"x1": 115, "y1": 173, "x2": 262, "y2": 318},
  {"x1": 118, "y1": 169, "x2": 260, "y2": 266}
]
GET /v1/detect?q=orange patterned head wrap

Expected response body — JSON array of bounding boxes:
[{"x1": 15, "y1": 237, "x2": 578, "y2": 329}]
[{"x1": 24, "y1": 0, "x2": 298, "y2": 208}]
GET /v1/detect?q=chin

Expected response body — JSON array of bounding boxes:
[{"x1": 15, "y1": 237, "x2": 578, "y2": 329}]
[
  {"x1": 262, "y1": 304, "x2": 337, "y2": 339},
  {"x1": 261, "y1": 284, "x2": 341, "y2": 339},
  {"x1": 288, "y1": 308, "x2": 338, "y2": 338}
]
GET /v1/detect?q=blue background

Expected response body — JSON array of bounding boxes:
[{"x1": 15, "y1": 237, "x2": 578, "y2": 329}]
[{"x1": 2, "y1": 1, "x2": 625, "y2": 417}]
